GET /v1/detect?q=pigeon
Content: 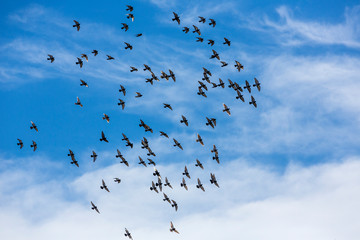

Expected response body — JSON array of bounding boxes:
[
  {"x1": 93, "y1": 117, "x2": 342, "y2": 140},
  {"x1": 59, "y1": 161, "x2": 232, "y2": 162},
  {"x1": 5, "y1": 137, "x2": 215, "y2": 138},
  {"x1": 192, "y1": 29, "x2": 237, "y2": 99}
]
[
  {"x1": 249, "y1": 95, "x2": 257, "y2": 108},
  {"x1": 196, "y1": 134, "x2": 204, "y2": 146},
  {"x1": 91, "y1": 151, "x2": 97, "y2": 162},
  {"x1": 234, "y1": 60, "x2": 244, "y2": 72},
  {"x1": 223, "y1": 37, "x2": 231, "y2": 46},
  {"x1": 130, "y1": 66, "x2": 138, "y2": 72},
  {"x1": 210, "y1": 173, "x2": 220, "y2": 187},
  {"x1": 171, "y1": 199, "x2": 178, "y2": 211},
  {"x1": 124, "y1": 228, "x2": 133, "y2": 240},
  {"x1": 114, "y1": 178, "x2": 121, "y2": 183},
  {"x1": 81, "y1": 54, "x2": 88, "y2": 61},
  {"x1": 182, "y1": 166, "x2": 190, "y2": 179},
  {"x1": 170, "y1": 221, "x2": 179, "y2": 234},
  {"x1": 182, "y1": 27, "x2": 189, "y2": 33},
  {"x1": 121, "y1": 23, "x2": 129, "y2": 31},
  {"x1": 220, "y1": 61, "x2": 228, "y2": 67},
  {"x1": 138, "y1": 156, "x2": 147, "y2": 167},
  {"x1": 253, "y1": 77, "x2": 261, "y2": 91},
  {"x1": 209, "y1": 18, "x2": 216, "y2": 27},
  {"x1": 180, "y1": 177, "x2": 188, "y2": 190},
  {"x1": 196, "y1": 37, "x2": 204, "y2": 42},
  {"x1": 223, "y1": 103, "x2": 231, "y2": 116},
  {"x1": 150, "y1": 181, "x2": 159, "y2": 193},
  {"x1": 30, "y1": 121, "x2": 38, "y2": 132},
  {"x1": 80, "y1": 79, "x2": 88, "y2": 87},
  {"x1": 118, "y1": 99, "x2": 125, "y2": 109},
  {"x1": 172, "y1": 12, "x2": 180, "y2": 24},
  {"x1": 160, "y1": 131, "x2": 169, "y2": 138},
  {"x1": 126, "y1": 13, "x2": 134, "y2": 22},
  {"x1": 173, "y1": 138, "x2": 183, "y2": 150},
  {"x1": 163, "y1": 193, "x2": 171, "y2": 204},
  {"x1": 192, "y1": 25, "x2": 201, "y2": 35},
  {"x1": 47, "y1": 54, "x2": 54, "y2": 63},
  {"x1": 17, "y1": 139, "x2": 23, "y2": 149},
  {"x1": 76, "y1": 57, "x2": 83, "y2": 68},
  {"x1": 135, "y1": 92, "x2": 142, "y2": 98},
  {"x1": 75, "y1": 97, "x2": 83, "y2": 107},
  {"x1": 119, "y1": 85, "x2": 126, "y2": 96},
  {"x1": 99, "y1": 131, "x2": 108, "y2": 142},
  {"x1": 100, "y1": 179, "x2": 110, "y2": 192},
  {"x1": 198, "y1": 16, "x2": 206, "y2": 23},
  {"x1": 244, "y1": 80, "x2": 251, "y2": 93},
  {"x1": 165, "y1": 177, "x2": 173, "y2": 189},
  {"x1": 126, "y1": 5, "x2": 133, "y2": 12},
  {"x1": 106, "y1": 55, "x2": 114, "y2": 60},
  {"x1": 195, "y1": 159, "x2": 204, "y2": 169},
  {"x1": 136, "y1": 33, "x2": 142, "y2": 37},
  {"x1": 102, "y1": 113, "x2": 110, "y2": 123},
  {"x1": 92, "y1": 50, "x2": 98, "y2": 56},
  {"x1": 124, "y1": 42, "x2": 133, "y2": 50},
  {"x1": 210, "y1": 49, "x2": 220, "y2": 60},
  {"x1": 196, "y1": 178, "x2": 205, "y2": 192},
  {"x1": 73, "y1": 20, "x2": 80, "y2": 31},
  {"x1": 91, "y1": 201, "x2": 100, "y2": 213},
  {"x1": 208, "y1": 39, "x2": 215, "y2": 46},
  {"x1": 30, "y1": 140, "x2": 37, "y2": 151},
  {"x1": 180, "y1": 115, "x2": 188, "y2": 126}
]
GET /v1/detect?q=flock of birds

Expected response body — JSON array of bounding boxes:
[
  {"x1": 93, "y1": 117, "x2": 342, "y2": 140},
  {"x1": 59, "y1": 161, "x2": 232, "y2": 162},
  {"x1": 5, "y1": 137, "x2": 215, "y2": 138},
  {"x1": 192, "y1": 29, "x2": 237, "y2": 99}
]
[{"x1": 18, "y1": 5, "x2": 262, "y2": 239}]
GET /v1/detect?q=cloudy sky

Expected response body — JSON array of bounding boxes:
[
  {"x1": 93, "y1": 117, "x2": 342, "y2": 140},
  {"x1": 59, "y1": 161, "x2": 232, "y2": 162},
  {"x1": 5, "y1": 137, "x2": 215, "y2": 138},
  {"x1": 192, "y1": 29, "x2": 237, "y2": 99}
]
[{"x1": 1, "y1": 0, "x2": 360, "y2": 239}]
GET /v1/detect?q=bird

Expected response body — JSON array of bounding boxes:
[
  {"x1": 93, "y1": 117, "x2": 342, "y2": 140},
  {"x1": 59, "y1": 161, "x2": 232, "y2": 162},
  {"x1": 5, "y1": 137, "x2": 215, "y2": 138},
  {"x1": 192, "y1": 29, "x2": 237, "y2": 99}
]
[
  {"x1": 180, "y1": 115, "x2": 188, "y2": 126},
  {"x1": 126, "y1": 5, "x2": 133, "y2": 12},
  {"x1": 180, "y1": 177, "x2": 188, "y2": 190},
  {"x1": 195, "y1": 159, "x2": 204, "y2": 169},
  {"x1": 124, "y1": 42, "x2": 133, "y2": 50},
  {"x1": 228, "y1": 79, "x2": 236, "y2": 88},
  {"x1": 121, "y1": 23, "x2": 129, "y2": 31},
  {"x1": 210, "y1": 173, "x2": 220, "y2": 187},
  {"x1": 81, "y1": 54, "x2": 88, "y2": 61},
  {"x1": 147, "y1": 158, "x2": 156, "y2": 166},
  {"x1": 253, "y1": 77, "x2": 261, "y2": 91},
  {"x1": 91, "y1": 151, "x2": 97, "y2": 162},
  {"x1": 116, "y1": 149, "x2": 129, "y2": 166},
  {"x1": 171, "y1": 199, "x2": 178, "y2": 211},
  {"x1": 244, "y1": 80, "x2": 251, "y2": 93},
  {"x1": 73, "y1": 20, "x2": 80, "y2": 31},
  {"x1": 122, "y1": 133, "x2": 133, "y2": 148},
  {"x1": 208, "y1": 39, "x2": 215, "y2": 46},
  {"x1": 196, "y1": 178, "x2": 205, "y2": 192},
  {"x1": 47, "y1": 54, "x2": 54, "y2": 63},
  {"x1": 165, "y1": 177, "x2": 173, "y2": 189},
  {"x1": 136, "y1": 33, "x2": 142, "y2": 37},
  {"x1": 92, "y1": 50, "x2": 98, "y2": 56},
  {"x1": 102, "y1": 113, "x2": 110, "y2": 123},
  {"x1": 17, "y1": 139, "x2": 23, "y2": 149},
  {"x1": 135, "y1": 92, "x2": 142, "y2": 98},
  {"x1": 192, "y1": 25, "x2": 201, "y2": 35},
  {"x1": 126, "y1": 13, "x2": 134, "y2": 22},
  {"x1": 213, "y1": 153, "x2": 220, "y2": 164},
  {"x1": 68, "y1": 149, "x2": 79, "y2": 167},
  {"x1": 143, "y1": 64, "x2": 152, "y2": 72},
  {"x1": 160, "y1": 131, "x2": 169, "y2": 138},
  {"x1": 203, "y1": 67, "x2": 212, "y2": 76},
  {"x1": 198, "y1": 81, "x2": 208, "y2": 91},
  {"x1": 80, "y1": 79, "x2": 88, "y2": 87},
  {"x1": 150, "y1": 181, "x2": 159, "y2": 193},
  {"x1": 220, "y1": 61, "x2": 228, "y2": 67},
  {"x1": 173, "y1": 138, "x2": 183, "y2": 150},
  {"x1": 147, "y1": 148, "x2": 156, "y2": 157},
  {"x1": 234, "y1": 60, "x2": 244, "y2": 72},
  {"x1": 182, "y1": 166, "x2": 190, "y2": 179},
  {"x1": 211, "y1": 145, "x2": 218, "y2": 154},
  {"x1": 100, "y1": 131, "x2": 108, "y2": 142},
  {"x1": 30, "y1": 121, "x2": 38, "y2": 132},
  {"x1": 206, "y1": 117, "x2": 215, "y2": 128},
  {"x1": 196, "y1": 37, "x2": 204, "y2": 42},
  {"x1": 106, "y1": 55, "x2": 114, "y2": 60},
  {"x1": 91, "y1": 201, "x2": 100, "y2": 214},
  {"x1": 223, "y1": 37, "x2": 231, "y2": 46},
  {"x1": 153, "y1": 167, "x2": 161, "y2": 178},
  {"x1": 197, "y1": 87, "x2": 207, "y2": 98},
  {"x1": 163, "y1": 193, "x2": 171, "y2": 204},
  {"x1": 170, "y1": 222, "x2": 179, "y2": 234},
  {"x1": 223, "y1": 103, "x2": 231, "y2": 116},
  {"x1": 145, "y1": 77, "x2": 154, "y2": 85},
  {"x1": 114, "y1": 178, "x2": 121, "y2": 183},
  {"x1": 172, "y1": 12, "x2": 180, "y2": 24},
  {"x1": 118, "y1": 99, "x2": 125, "y2": 110},
  {"x1": 169, "y1": 69, "x2": 176, "y2": 82},
  {"x1": 76, "y1": 57, "x2": 83, "y2": 68},
  {"x1": 156, "y1": 177, "x2": 163, "y2": 192},
  {"x1": 100, "y1": 179, "x2": 110, "y2": 192},
  {"x1": 249, "y1": 95, "x2": 257, "y2": 108},
  {"x1": 130, "y1": 66, "x2": 138, "y2": 72},
  {"x1": 119, "y1": 85, "x2": 126, "y2": 96},
  {"x1": 30, "y1": 140, "x2": 37, "y2": 152},
  {"x1": 138, "y1": 156, "x2": 147, "y2": 167},
  {"x1": 210, "y1": 49, "x2": 220, "y2": 60},
  {"x1": 182, "y1": 27, "x2": 189, "y2": 33},
  {"x1": 75, "y1": 97, "x2": 83, "y2": 107},
  {"x1": 198, "y1": 16, "x2": 206, "y2": 23},
  {"x1": 124, "y1": 228, "x2": 133, "y2": 240},
  {"x1": 216, "y1": 78, "x2": 225, "y2": 88},
  {"x1": 160, "y1": 71, "x2": 170, "y2": 80},
  {"x1": 209, "y1": 18, "x2": 216, "y2": 27},
  {"x1": 196, "y1": 134, "x2": 204, "y2": 146},
  {"x1": 234, "y1": 82, "x2": 243, "y2": 92}
]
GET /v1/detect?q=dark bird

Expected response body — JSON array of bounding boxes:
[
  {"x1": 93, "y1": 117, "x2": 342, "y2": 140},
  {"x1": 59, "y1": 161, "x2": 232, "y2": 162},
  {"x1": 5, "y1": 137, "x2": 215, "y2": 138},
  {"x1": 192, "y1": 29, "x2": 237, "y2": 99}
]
[
  {"x1": 124, "y1": 228, "x2": 133, "y2": 240},
  {"x1": 122, "y1": 133, "x2": 133, "y2": 148},
  {"x1": 68, "y1": 149, "x2": 79, "y2": 167},
  {"x1": 130, "y1": 66, "x2": 138, "y2": 72},
  {"x1": 106, "y1": 55, "x2": 114, "y2": 60},
  {"x1": 124, "y1": 42, "x2": 133, "y2": 50},
  {"x1": 141, "y1": 137, "x2": 149, "y2": 149},
  {"x1": 213, "y1": 153, "x2": 220, "y2": 164},
  {"x1": 249, "y1": 95, "x2": 257, "y2": 108},
  {"x1": 210, "y1": 173, "x2": 220, "y2": 187},
  {"x1": 196, "y1": 178, "x2": 205, "y2": 192},
  {"x1": 139, "y1": 119, "x2": 153, "y2": 133},
  {"x1": 147, "y1": 148, "x2": 156, "y2": 157},
  {"x1": 253, "y1": 77, "x2": 261, "y2": 91},
  {"x1": 195, "y1": 159, "x2": 204, "y2": 169},
  {"x1": 91, "y1": 150, "x2": 97, "y2": 162},
  {"x1": 76, "y1": 57, "x2": 83, "y2": 68},
  {"x1": 234, "y1": 60, "x2": 244, "y2": 72},
  {"x1": 197, "y1": 87, "x2": 207, "y2": 97},
  {"x1": 172, "y1": 12, "x2": 180, "y2": 24},
  {"x1": 143, "y1": 64, "x2": 152, "y2": 72},
  {"x1": 173, "y1": 138, "x2": 183, "y2": 150},
  {"x1": 210, "y1": 49, "x2": 220, "y2": 60},
  {"x1": 198, "y1": 16, "x2": 206, "y2": 23},
  {"x1": 206, "y1": 117, "x2": 215, "y2": 128},
  {"x1": 119, "y1": 85, "x2": 126, "y2": 96},
  {"x1": 147, "y1": 158, "x2": 156, "y2": 166},
  {"x1": 220, "y1": 61, "x2": 228, "y2": 67},
  {"x1": 182, "y1": 166, "x2": 190, "y2": 179},
  {"x1": 182, "y1": 27, "x2": 189, "y2": 33},
  {"x1": 203, "y1": 67, "x2": 212, "y2": 76},
  {"x1": 75, "y1": 97, "x2": 83, "y2": 107},
  {"x1": 180, "y1": 115, "x2": 188, "y2": 126},
  {"x1": 223, "y1": 37, "x2": 231, "y2": 46},
  {"x1": 121, "y1": 23, "x2": 129, "y2": 31},
  {"x1": 100, "y1": 179, "x2": 110, "y2": 192},
  {"x1": 150, "y1": 72, "x2": 159, "y2": 81},
  {"x1": 126, "y1": 5, "x2": 133, "y2": 12},
  {"x1": 211, "y1": 145, "x2": 218, "y2": 154},
  {"x1": 135, "y1": 92, "x2": 142, "y2": 98},
  {"x1": 209, "y1": 18, "x2": 216, "y2": 27},
  {"x1": 160, "y1": 131, "x2": 169, "y2": 138},
  {"x1": 100, "y1": 131, "x2": 108, "y2": 143},
  {"x1": 165, "y1": 177, "x2": 173, "y2": 189},
  {"x1": 202, "y1": 73, "x2": 210, "y2": 83},
  {"x1": 91, "y1": 201, "x2": 100, "y2": 214},
  {"x1": 156, "y1": 177, "x2": 163, "y2": 192},
  {"x1": 180, "y1": 177, "x2": 188, "y2": 191},
  {"x1": 30, "y1": 121, "x2": 38, "y2": 132},
  {"x1": 171, "y1": 199, "x2": 178, "y2": 211},
  {"x1": 92, "y1": 50, "x2": 98, "y2": 56},
  {"x1": 145, "y1": 78, "x2": 154, "y2": 85},
  {"x1": 192, "y1": 25, "x2": 201, "y2": 35},
  {"x1": 47, "y1": 54, "x2": 54, "y2": 63},
  {"x1": 153, "y1": 167, "x2": 161, "y2": 178},
  {"x1": 163, "y1": 193, "x2": 171, "y2": 204},
  {"x1": 73, "y1": 20, "x2": 80, "y2": 31},
  {"x1": 196, "y1": 37, "x2": 204, "y2": 42},
  {"x1": 118, "y1": 99, "x2": 125, "y2": 109},
  {"x1": 208, "y1": 39, "x2": 215, "y2": 46},
  {"x1": 150, "y1": 181, "x2": 159, "y2": 193},
  {"x1": 81, "y1": 53, "x2": 88, "y2": 62},
  {"x1": 126, "y1": 13, "x2": 134, "y2": 22},
  {"x1": 198, "y1": 81, "x2": 208, "y2": 91},
  {"x1": 160, "y1": 71, "x2": 170, "y2": 80},
  {"x1": 244, "y1": 80, "x2": 251, "y2": 93},
  {"x1": 169, "y1": 69, "x2": 176, "y2": 82},
  {"x1": 114, "y1": 178, "x2": 121, "y2": 183},
  {"x1": 80, "y1": 79, "x2": 88, "y2": 87},
  {"x1": 217, "y1": 78, "x2": 225, "y2": 88},
  {"x1": 196, "y1": 134, "x2": 204, "y2": 146},
  {"x1": 116, "y1": 149, "x2": 129, "y2": 166},
  {"x1": 136, "y1": 33, "x2": 142, "y2": 37},
  {"x1": 223, "y1": 103, "x2": 231, "y2": 116},
  {"x1": 30, "y1": 140, "x2": 37, "y2": 152},
  {"x1": 234, "y1": 82, "x2": 243, "y2": 92},
  {"x1": 138, "y1": 156, "x2": 147, "y2": 167},
  {"x1": 170, "y1": 222, "x2": 180, "y2": 234},
  {"x1": 102, "y1": 113, "x2": 110, "y2": 123},
  {"x1": 228, "y1": 79, "x2": 236, "y2": 89},
  {"x1": 17, "y1": 139, "x2": 23, "y2": 149}
]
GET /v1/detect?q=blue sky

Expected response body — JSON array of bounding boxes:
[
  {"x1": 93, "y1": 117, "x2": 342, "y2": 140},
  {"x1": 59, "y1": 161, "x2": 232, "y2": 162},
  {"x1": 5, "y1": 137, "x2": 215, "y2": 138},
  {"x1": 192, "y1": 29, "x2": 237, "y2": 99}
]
[{"x1": 1, "y1": 0, "x2": 360, "y2": 239}]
